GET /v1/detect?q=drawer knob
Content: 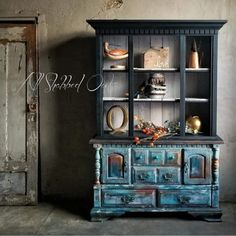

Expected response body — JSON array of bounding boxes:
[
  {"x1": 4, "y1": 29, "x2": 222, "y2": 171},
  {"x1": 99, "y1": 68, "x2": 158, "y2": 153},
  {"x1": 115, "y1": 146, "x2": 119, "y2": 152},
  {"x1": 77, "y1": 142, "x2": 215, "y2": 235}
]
[
  {"x1": 152, "y1": 155, "x2": 159, "y2": 160},
  {"x1": 178, "y1": 196, "x2": 191, "y2": 204},
  {"x1": 168, "y1": 155, "x2": 174, "y2": 160},
  {"x1": 138, "y1": 173, "x2": 150, "y2": 180},
  {"x1": 136, "y1": 155, "x2": 144, "y2": 160},
  {"x1": 121, "y1": 194, "x2": 135, "y2": 204},
  {"x1": 162, "y1": 173, "x2": 173, "y2": 181}
]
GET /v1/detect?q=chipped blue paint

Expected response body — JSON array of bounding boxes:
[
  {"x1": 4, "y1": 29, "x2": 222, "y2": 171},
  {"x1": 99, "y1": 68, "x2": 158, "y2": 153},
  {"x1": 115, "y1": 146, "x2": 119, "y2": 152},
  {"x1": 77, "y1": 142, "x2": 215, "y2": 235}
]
[
  {"x1": 184, "y1": 149, "x2": 212, "y2": 184},
  {"x1": 101, "y1": 148, "x2": 131, "y2": 184},
  {"x1": 102, "y1": 189, "x2": 156, "y2": 208},
  {"x1": 159, "y1": 189, "x2": 211, "y2": 207},
  {"x1": 132, "y1": 149, "x2": 148, "y2": 165},
  {"x1": 212, "y1": 145, "x2": 220, "y2": 208},
  {"x1": 91, "y1": 144, "x2": 222, "y2": 222},
  {"x1": 149, "y1": 149, "x2": 165, "y2": 165}
]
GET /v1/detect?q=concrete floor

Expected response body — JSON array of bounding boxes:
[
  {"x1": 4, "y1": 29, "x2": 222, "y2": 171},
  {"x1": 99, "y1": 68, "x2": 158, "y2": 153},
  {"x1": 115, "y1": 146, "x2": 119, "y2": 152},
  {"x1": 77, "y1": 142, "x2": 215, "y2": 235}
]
[{"x1": 0, "y1": 203, "x2": 236, "y2": 235}]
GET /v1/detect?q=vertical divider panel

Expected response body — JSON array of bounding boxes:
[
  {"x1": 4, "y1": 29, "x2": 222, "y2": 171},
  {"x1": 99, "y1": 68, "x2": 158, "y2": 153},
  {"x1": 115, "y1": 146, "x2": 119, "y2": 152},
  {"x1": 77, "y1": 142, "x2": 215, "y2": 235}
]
[
  {"x1": 210, "y1": 35, "x2": 218, "y2": 136},
  {"x1": 180, "y1": 35, "x2": 186, "y2": 136},
  {"x1": 128, "y1": 35, "x2": 134, "y2": 137},
  {"x1": 96, "y1": 35, "x2": 103, "y2": 136}
]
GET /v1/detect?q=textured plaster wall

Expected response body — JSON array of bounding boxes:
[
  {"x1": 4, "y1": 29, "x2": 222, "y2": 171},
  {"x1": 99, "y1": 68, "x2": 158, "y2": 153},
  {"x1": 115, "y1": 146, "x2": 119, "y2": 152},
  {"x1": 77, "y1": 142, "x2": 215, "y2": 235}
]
[{"x1": 0, "y1": 0, "x2": 235, "y2": 202}]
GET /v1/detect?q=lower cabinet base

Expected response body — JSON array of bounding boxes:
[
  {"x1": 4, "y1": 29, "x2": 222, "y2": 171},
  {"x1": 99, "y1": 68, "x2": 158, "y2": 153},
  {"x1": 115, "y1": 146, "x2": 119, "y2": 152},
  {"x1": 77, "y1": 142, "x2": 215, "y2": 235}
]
[
  {"x1": 90, "y1": 143, "x2": 223, "y2": 222},
  {"x1": 90, "y1": 207, "x2": 222, "y2": 222}
]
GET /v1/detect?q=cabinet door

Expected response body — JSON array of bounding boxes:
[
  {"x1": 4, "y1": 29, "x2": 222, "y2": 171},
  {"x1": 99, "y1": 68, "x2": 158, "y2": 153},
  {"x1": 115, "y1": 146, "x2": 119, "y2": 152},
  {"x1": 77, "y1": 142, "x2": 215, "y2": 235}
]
[
  {"x1": 0, "y1": 22, "x2": 38, "y2": 205},
  {"x1": 184, "y1": 149, "x2": 211, "y2": 184},
  {"x1": 102, "y1": 148, "x2": 130, "y2": 184}
]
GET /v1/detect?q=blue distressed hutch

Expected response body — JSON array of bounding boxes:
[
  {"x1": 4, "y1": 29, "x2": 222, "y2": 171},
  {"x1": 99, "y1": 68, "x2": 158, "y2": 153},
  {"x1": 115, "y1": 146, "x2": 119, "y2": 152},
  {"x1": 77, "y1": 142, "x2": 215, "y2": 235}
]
[{"x1": 87, "y1": 20, "x2": 226, "y2": 222}]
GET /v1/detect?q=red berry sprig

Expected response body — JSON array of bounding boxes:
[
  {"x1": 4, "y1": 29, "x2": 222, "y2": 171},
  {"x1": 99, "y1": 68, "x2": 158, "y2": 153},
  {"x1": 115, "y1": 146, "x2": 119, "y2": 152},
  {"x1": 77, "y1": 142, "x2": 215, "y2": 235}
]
[{"x1": 133, "y1": 116, "x2": 168, "y2": 146}]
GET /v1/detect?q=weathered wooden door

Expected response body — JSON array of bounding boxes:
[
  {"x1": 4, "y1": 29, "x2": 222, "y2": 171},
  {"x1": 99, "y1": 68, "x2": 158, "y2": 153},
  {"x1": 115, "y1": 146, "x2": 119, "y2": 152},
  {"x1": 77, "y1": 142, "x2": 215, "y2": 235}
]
[{"x1": 0, "y1": 20, "x2": 38, "y2": 205}]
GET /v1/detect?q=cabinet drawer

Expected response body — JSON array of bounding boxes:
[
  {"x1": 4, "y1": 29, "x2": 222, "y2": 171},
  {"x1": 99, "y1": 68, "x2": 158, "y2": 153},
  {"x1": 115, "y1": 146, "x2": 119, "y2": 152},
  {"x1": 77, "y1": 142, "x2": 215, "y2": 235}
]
[
  {"x1": 133, "y1": 167, "x2": 157, "y2": 184},
  {"x1": 165, "y1": 150, "x2": 181, "y2": 166},
  {"x1": 132, "y1": 167, "x2": 181, "y2": 184},
  {"x1": 158, "y1": 167, "x2": 181, "y2": 184},
  {"x1": 149, "y1": 150, "x2": 165, "y2": 165},
  {"x1": 132, "y1": 149, "x2": 148, "y2": 165},
  {"x1": 102, "y1": 189, "x2": 156, "y2": 208},
  {"x1": 158, "y1": 189, "x2": 211, "y2": 207}
]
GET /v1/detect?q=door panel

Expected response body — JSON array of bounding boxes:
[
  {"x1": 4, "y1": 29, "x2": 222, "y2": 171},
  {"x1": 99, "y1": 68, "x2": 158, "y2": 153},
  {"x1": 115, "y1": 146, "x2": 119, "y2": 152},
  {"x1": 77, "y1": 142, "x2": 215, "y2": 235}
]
[
  {"x1": 108, "y1": 153, "x2": 124, "y2": 178},
  {"x1": 2, "y1": 42, "x2": 26, "y2": 162},
  {"x1": 0, "y1": 22, "x2": 38, "y2": 205},
  {"x1": 0, "y1": 173, "x2": 26, "y2": 194},
  {"x1": 184, "y1": 149, "x2": 211, "y2": 185},
  {"x1": 102, "y1": 148, "x2": 130, "y2": 184},
  {"x1": 189, "y1": 155, "x2": 204, "y2": 178}
]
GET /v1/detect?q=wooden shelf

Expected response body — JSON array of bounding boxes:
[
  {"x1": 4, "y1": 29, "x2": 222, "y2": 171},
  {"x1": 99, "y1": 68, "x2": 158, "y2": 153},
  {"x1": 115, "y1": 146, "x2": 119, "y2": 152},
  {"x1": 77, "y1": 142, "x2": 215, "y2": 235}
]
[
  {"x1": 185, "y1": 68, "x2": 210, "y2": 72},
  {"x1": 134, "y1": 98, "x2": 179, "y2": 102},
  {"x1": 185, "y1": 98, "x2": 209, "y2": 103},
  {"x1": 103, "y1": 97, "x2": 180, "y2": 102},
  {"x1": 103, "y1": 98, "x2": 209, "y2": 103},
  {"x1": 134, "y1": 67, "x2": 179, "y2": 72},
  {"x1": 103, "y1": 68, "x2": 128, "y2": 72},
  {"x1": 103, "y1": 97, "x2": 208, "y2": 102},
  {"x1": 103, "y1": 97, "x2": 128, "y2": 101},
  {"x1": 103, "y1": 67, "x2": 209, "y2": 73}
]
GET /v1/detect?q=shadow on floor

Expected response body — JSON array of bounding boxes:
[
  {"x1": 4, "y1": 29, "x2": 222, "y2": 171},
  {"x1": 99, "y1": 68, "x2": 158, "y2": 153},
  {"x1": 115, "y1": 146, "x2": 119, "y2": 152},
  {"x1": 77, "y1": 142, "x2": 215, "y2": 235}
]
[
  {"x1": 41, "y1": 196, "x2": 199, "y2": 222},
  {"x1": 42, "y1": 197, "x2": 93, "y2": 221}
]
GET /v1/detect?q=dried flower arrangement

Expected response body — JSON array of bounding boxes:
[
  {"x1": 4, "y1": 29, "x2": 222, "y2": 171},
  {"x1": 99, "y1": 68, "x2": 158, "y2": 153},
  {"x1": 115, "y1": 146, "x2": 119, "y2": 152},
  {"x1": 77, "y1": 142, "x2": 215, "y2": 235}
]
[{"x1": 133, "y1": 116, "x2": 180, "y2": 146}]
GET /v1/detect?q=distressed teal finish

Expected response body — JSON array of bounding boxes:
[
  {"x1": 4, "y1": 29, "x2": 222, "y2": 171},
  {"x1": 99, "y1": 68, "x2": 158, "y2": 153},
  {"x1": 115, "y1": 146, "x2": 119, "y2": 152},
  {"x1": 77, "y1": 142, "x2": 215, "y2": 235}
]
[
  {"x1": 159, "y1": 189, "x2": 211, "y2": 207},
  {"x1": 184, "y1": 149, "x2": 212, "y2": 184},
  {"x1": 149, "y1": 149, "x2": 165, "y2": 165},
  {"x1": 132, "y1": 167, "x2": 157, "y2": 184},
  {"x1": 212, "y1": 145, "x2": 220, "y2": 208},
  {"x1": 101, "y1": 148, "x2": 130, "y2": 184},
  {"x1": 91, "y1": 144, "x2": 222, "y2": 222},
  {"x1": 132, "y1": 149, "x2": 148, "y2": 165},
  {"x1": 158, "y1": 167, "x2": 181, "y2": 184},
  {"x1": 102, "y1": 189, "x2": 155, "y2": 208},
  {"x1": 132, "y1": 166, "x2": 181, "y2": 184},
  {"x1": 166, "y1": 150, "x2": 181, "y2": 166}
]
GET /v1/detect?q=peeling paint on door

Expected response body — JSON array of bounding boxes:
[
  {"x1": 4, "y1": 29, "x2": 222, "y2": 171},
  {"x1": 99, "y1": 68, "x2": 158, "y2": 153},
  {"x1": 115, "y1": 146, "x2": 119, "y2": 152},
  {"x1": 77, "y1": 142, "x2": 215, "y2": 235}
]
[{"x1": 0, "y1": 21, "x2": 38, "y2": 205}]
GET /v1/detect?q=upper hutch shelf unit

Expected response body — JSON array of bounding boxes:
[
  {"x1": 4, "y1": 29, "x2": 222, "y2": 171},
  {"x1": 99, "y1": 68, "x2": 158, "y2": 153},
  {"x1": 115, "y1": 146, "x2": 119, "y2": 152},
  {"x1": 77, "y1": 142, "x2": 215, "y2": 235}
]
[
  {"x1": 87, "y1": 19, "x2": 226, "y2": 222},
  {"x1": 87, "y1": 19, "x2": 226, "y2": 140}
]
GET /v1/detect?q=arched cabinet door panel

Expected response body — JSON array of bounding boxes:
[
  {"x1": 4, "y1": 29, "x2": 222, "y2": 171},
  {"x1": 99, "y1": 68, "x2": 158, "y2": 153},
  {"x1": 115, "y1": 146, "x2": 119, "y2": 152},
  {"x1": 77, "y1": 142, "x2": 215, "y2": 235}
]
[
  {"x1": 184, "y1": 149, "x2": 212, "y2": 185},
  {"x1": 102, "y1": 148, "x2": 130, "y2": 184}
]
